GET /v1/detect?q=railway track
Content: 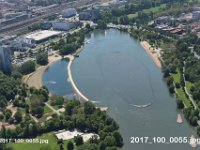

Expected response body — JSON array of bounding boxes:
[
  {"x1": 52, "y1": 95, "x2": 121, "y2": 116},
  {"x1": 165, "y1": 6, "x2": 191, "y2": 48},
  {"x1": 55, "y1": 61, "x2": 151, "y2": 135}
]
[{"x1": 0, "y1": 0, "x2": 100, "y2": 35}]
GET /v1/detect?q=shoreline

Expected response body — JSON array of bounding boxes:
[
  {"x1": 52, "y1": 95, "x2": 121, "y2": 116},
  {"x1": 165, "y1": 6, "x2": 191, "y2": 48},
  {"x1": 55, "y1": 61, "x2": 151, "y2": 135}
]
[
  {"x1": 140, "y1": 41, "x2": 162, "y2": 68},
  {"x1": 23, "y1": 54, "x2": 62, "y2": 89},
  {"x1": 24, "y1": 47, "x2": 92, "y2": 102},
  {"x1": 65, "y1": 55, "x2": 90, "y2": 101}
]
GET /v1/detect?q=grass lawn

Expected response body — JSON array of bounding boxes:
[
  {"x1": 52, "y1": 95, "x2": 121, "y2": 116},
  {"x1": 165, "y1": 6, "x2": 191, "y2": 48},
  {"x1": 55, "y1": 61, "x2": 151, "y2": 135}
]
[
  {"x1": 172, "y1": 70, "x2": 181, "y2": 83},
  {"x1": 47, "y1": 101, "x2": 61, "y2": 110},
  {"x1": 44, "y1": 105, "x2": 53, "y2": 114},
  {"x1": 127, "y1": 4, "x2": 166, "y2": 19},
  {"x1": 35, "y1": 62, "x2": 41, "y2": 69},
  {"x1": 171, "y1": 70, "x2": 190, "y2": 107},
  {"x1": 9, "y1": 132, "x2": 74, "y2": 150},
  {"x1": 185, "y1": 81, "x2": 194, "y2": 91},
  {"x1": 176, "y1": 88, "x2": 191, "y2": 107}
]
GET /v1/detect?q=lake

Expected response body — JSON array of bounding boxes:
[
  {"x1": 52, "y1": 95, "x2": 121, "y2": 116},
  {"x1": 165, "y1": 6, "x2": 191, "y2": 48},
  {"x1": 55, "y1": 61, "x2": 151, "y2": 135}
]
[{"x1": 43, "y1": 29, "x2": 195, "y2": 150}]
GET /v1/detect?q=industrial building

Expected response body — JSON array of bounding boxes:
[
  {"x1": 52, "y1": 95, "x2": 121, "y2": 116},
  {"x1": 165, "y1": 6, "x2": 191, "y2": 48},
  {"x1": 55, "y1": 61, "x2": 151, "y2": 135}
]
[
  {"x1": 52, "y1": 19, "x2": 80, "y2": 31},
  {"x1": 0, "y1": 45, "x2": 12, "y2": 74},
  {"x1": 23, "y1": 30, "x2": 62, "y2": 46},
  {"x1": 79, "y1": 7, "x2": 101, "y2": 21},
  {"x1": 61, "y1": 8, "x2": 77, "y2": 18}
]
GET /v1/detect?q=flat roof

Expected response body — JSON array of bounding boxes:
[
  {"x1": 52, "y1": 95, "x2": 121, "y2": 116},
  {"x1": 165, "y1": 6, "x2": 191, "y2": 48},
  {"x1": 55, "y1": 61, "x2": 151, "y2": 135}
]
[
  {"x1": 55, "y1": 130, "x2": 99, "y2": 142},
  {"x1": 25, "y1": 30, "x2": 61, "y2": 42}
]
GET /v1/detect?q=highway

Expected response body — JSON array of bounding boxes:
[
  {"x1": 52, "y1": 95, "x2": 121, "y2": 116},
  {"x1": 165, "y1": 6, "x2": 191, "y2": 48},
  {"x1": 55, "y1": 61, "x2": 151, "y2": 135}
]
[{"x1": 0, "y1": 0, "x2": 100, "y2": 35}]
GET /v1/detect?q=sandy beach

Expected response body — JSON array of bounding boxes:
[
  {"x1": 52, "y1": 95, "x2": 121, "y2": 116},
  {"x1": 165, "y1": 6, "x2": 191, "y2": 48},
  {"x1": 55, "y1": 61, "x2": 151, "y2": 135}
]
[
  {"x1": 23, "y1": 53, "x2": 91, "y2": 101},
  {"x1": 140, "y1": 41, "x2": 162, "y2": 68},
  {"x1": 23, "y1": 54, "x2": 62, "y2": 89}
]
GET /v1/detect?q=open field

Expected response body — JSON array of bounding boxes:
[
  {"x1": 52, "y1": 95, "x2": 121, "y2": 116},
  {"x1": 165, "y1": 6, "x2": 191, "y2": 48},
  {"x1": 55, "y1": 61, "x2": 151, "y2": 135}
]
[
  {"x1": 9, "y1": 132, "x2": 73, "y2": 150},
  {"x1": 172, "y1": 70, "x2": 191, "y2": 107},
  {"x1": 44, "y1": 105, "x2": 53, "y2": 113},
  {"x1": 128, "y1": 4, "x2": 167, "y2": 19}
]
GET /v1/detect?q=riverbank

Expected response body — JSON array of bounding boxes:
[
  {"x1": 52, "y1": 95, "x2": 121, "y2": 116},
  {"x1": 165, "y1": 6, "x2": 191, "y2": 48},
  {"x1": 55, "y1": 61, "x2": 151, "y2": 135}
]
[
  {"x1": 140, "y1": 41, "x2": 162, "y2": 68},
  {"x1": 23, "y1": 54, "x2": 62, "y2": 89}
]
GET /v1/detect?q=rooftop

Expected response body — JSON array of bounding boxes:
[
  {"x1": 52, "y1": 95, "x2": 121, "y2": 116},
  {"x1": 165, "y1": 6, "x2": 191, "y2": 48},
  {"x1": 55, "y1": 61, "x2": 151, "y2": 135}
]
[{"x1": 24, "y1": 30, "x2": 61, "y2": 42}]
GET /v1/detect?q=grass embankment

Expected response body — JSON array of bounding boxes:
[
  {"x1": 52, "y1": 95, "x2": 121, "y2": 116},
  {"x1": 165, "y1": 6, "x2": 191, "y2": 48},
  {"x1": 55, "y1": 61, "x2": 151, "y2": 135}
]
[
  {"x1": 128, "y1": 4, "x2": 167, "y2": 19},
  {"x1": 171, "y1": 70, "x2": 190, "y2": 107},
  {"x1": 185, "y1": 81, "x2": 194, "y2": 91},
  {"x1": 9, "y1": 133, "x2": 73, "y2": 150},
  {"x1": 44, "y1": 105, "x2": 53, "y2": 113}
]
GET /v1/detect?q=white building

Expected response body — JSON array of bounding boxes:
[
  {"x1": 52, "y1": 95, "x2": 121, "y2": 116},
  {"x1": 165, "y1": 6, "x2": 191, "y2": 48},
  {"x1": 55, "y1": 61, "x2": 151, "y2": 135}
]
[
  {"x1": 22, "y1": 30, "x2": 62, "y2": 46},
  {"x1": 0, "y1": 45, "x2": 11, "y2": 73}
]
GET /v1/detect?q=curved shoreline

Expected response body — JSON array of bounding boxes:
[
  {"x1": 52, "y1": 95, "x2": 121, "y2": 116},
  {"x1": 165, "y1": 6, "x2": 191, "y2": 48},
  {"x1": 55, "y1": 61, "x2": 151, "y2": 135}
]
[
  {"x1": 23, "y1": 54, "x2": 62, "y2": 89},
  {"x1": 140, "y1": 41, "x2": 162, "y2": 68},
  {"x1": 24, "y1": 53, "x2": 91, "y2": 102},
  {"x1": 65, "y1": 55, "x2": 90, "y2": 101}
]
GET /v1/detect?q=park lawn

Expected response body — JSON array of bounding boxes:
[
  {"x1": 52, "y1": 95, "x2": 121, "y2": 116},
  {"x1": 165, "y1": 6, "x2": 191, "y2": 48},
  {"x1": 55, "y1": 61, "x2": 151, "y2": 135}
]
[
  {"x1": 9, "y1": 132, "x2": 74, "y2": 150},
  {"x1": 52, "y1": 105, "x2": 60, "y2": 110},
  {"x1": 172, "y1": 70, "x2": 181, "y2": 83},
  {"x1": 34, "y1": 62, "x2": 41, "y2": 69},
  {"x1": 177, "y1": 88, "x2": 191, "y2": 107},
  {"x1": 127, "y1": 4, "x2": 166, "y2": 19},
  {"x1": 185, "y1": 81, "x2": 194, "y2": 91},
  {"x1": 44, "y1": 105, "x2": 53, "y2": 113},
  {"x1": 127, "y1": 13, "x2": 138, "y2": 19},
  {"x1": 172, "y1": 70, "x2": 190, "y2": 107},
  {"x1": 47, "y1": 101, "x2": 60, "y2": 110}
]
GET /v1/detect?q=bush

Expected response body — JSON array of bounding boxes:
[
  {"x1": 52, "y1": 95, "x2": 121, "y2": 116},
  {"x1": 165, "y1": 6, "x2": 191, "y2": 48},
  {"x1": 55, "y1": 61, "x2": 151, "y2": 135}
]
[
  {"x1": 74, "y1": 135, "x2": 83, "y2": 146},
  {"x1": 59, "y1": 44, "x2": 77, "y2": 55},
  {"x1": 67, "y1": 141, "x2": 74, "y2": 150},
  {"x1": 19, "y1": 61, "x2": 35, "y2": 75},
  {"x1": 176, "y1": 99, "x2": 184, "y2": 109}
]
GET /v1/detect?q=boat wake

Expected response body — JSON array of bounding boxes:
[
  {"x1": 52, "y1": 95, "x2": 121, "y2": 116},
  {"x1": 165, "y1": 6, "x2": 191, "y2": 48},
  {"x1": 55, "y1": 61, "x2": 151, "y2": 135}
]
[
  {"x1": 46, "y1": 81, "x2": 57, "y2": 84},
  {"x1": 130, "y1": 100, "x2": 154, "y2": 108},
  {"x1": 91, "y1": 100, "x2": 100, "y2": 104}
]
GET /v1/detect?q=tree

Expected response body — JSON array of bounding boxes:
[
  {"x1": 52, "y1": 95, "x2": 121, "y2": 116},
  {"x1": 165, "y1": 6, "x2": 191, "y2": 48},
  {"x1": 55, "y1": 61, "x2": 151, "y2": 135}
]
[
  {"x1": 60, "y1": 144, "x2": 64, "y2": 150},
  {"x1": 65, "y1": 100, "x2": 80, "y2": 115},
  {"x1": 104, "y1": 136, "x2": 116, "y2": 147},
  {"x1": 176, "y1": 99, "x2": 184, "y2": 109},
  {"x1": 77, "y1": 143, "x2": 97, "y2": 150},
  {"x1": 67, "y1": 141, "x2": 74, "y2": 150},
  {"x1": 14, "y1": 110, "x2": 22, "y2": 123},
  {"x1": 4, "y1": 109, "x2": 12, "y2": 121},
  {"x1": 98, "y1": 142, "x2": 106, "y2": 150},
  {"x1": 59, "y1": 44, "x2": 77, "y2": 55},
  {"x1": 36, "y1": 53, "x2": 48, "y2": 65},
  {"x1": 11, "y1": 70, "x2": 22, "y2": 80},
  {"x1": 96, "y1": 20, "x2": 107, "y2": 29},
  {"x1": 19, "y1": 61, "x2": 35, "y2": 75},
  {"x1": 84, "y1": 102, "x2": 95, "y2": 115},
  {"x1": 74, "y1": 135, "x2": 83, "y2": 146},
  {"x1": 0, "y1": 72, "x2": 17, "y2": 100},
  {"x1": 112, "y1": 131, "x2": 123, "y2": 147}
]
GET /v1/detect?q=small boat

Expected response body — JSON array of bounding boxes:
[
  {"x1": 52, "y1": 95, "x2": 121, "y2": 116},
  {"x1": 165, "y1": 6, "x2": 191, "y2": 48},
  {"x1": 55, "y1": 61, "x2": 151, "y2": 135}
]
[{"x1": 74, "y1": 54, "x2": 79, "y2": 58}]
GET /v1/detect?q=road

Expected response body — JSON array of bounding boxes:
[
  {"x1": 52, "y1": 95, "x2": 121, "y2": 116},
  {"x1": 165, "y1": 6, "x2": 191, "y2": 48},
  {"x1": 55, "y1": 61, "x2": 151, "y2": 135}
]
[{"x1": 45, "y1": 102, "x2": 61, "y2": 116}]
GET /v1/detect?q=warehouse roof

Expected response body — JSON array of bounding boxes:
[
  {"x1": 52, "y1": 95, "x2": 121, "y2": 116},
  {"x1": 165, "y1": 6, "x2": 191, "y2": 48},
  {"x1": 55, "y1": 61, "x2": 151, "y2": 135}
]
[{"x1": 25, "y1": 30, "x2": 61, "y2": 42}]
